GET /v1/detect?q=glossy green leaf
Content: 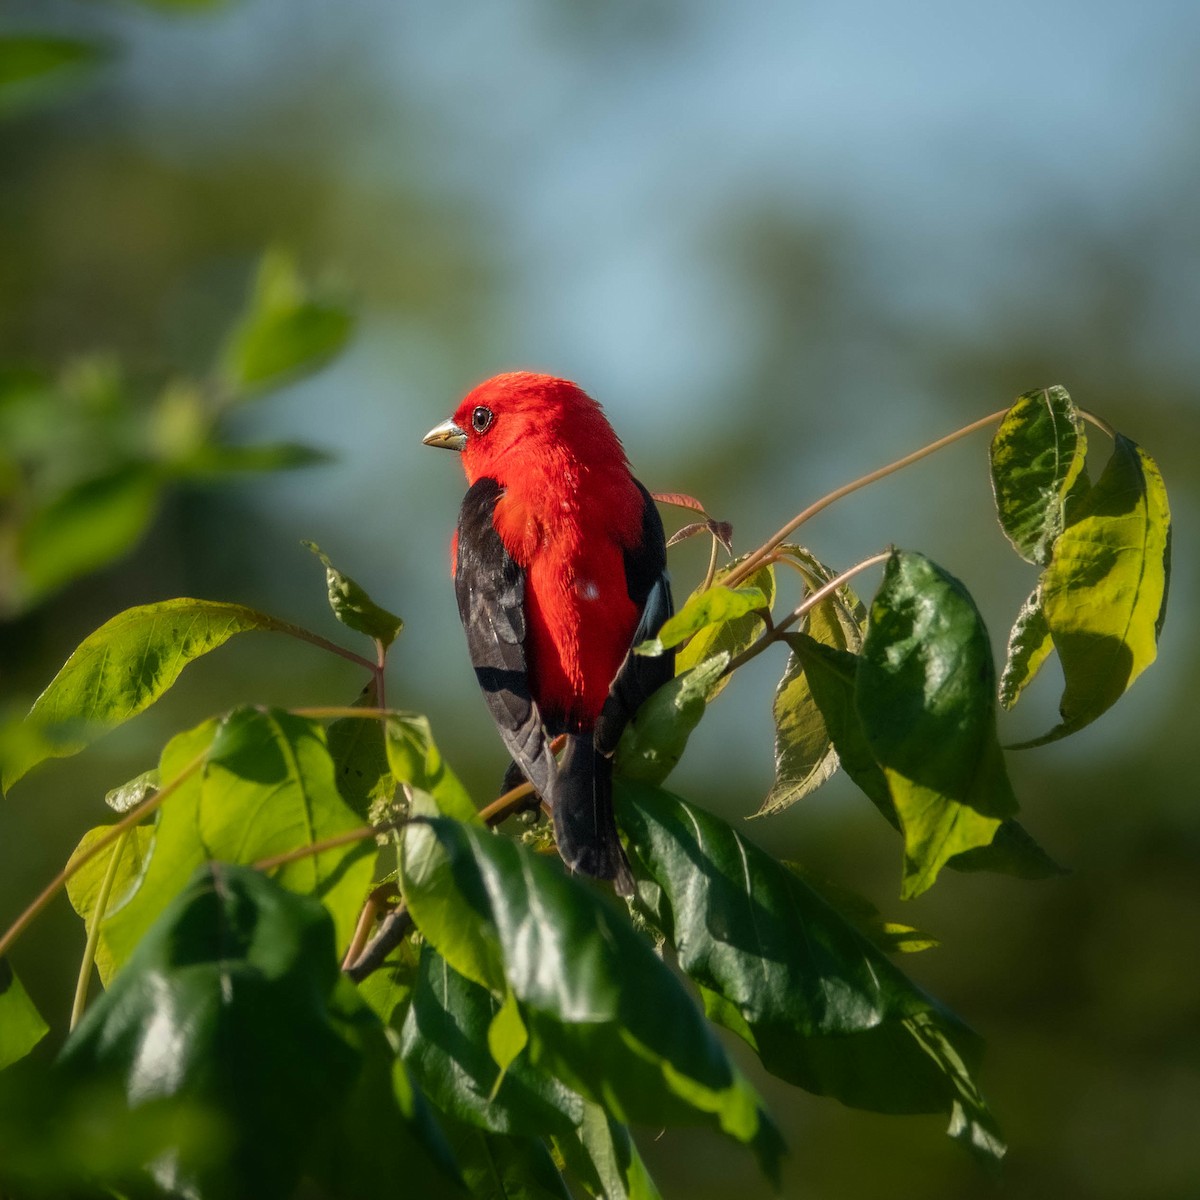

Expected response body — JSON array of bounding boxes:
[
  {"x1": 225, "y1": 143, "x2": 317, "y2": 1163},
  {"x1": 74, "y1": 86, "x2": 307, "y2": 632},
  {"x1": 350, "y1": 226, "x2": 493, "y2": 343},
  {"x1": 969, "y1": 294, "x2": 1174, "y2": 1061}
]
[
  {"x1": 617, "y1": 782, "x2": 1003, "y2": 1164},
  {"x1": 1019, "y1": 435, "x2": 1171, "y2": 747},
  {"x1": 794, "y1": 637, "x2": 1063, "y2": 882},
  {"x1": 305, "y1": 540, "x2": 404, "y2": 648},
  {"x1": 59, "y1": 863, "x2": 445, "y2": 1199},
  {"x1": 553, "y1": 1099, "x2": 663, "y2": 1200},
  {"x1": 614, "y1": 653, "x2": 729, "y2": 785},
  {"x1": 16, "y1": 462, "x2": 160, "y2": 606},
  {"x1": 672, "y1": 560, "x2": 776, "y2": 702},
  {"x1": 0, "y1": 36, "x2": 105, "y2": 116},
  {"x1": 401, "y1": 945, "x2": 582, "y2": 1137},
  {"x1": 386, "y1": 713, "x2": 478, "y2": 823},
  {"x1": 990, "y1": 386, "x2": 1086, "y2": 565},
  {"x1": 445, "y1": 1125, "x2": 571, "y2": 1200},
  {"x1": 5, "y1": 598, "x2": 289, "y2": 788},
  {"x1": 759, "y1": 548, "x2": 866, "y2": 816},
  {"x1": 400, "y1": 818, "x2": 779, "y2": 1173},
  {"x1": 222, "y1": 249, "x2": 354, "y2": 394},
  {"x1": 309, "y1": 977, "x2": 467, "y2": 1199},
  {"x1": 857, "y1": 552, "x2": 1018, "y2": 898},
  {"x1": 998, "y1": 585, "x2": 1054, "y2": 709},
  {"x1": 0, "y1": 959, "x2": 49, "y2": 1071},
  {"x1": 100, "y1": 710, "x2": 375, "y2": 974},
  {"x1": 638, "y1": 584, "x2": 768, "y2": 656}
]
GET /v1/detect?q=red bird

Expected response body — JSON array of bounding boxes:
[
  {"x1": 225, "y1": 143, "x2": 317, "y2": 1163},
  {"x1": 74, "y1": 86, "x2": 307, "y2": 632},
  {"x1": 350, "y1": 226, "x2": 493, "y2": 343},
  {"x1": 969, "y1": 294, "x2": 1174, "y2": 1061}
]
[{"x1": 423, "y1": 372, "x2": 674, "y2": 896}]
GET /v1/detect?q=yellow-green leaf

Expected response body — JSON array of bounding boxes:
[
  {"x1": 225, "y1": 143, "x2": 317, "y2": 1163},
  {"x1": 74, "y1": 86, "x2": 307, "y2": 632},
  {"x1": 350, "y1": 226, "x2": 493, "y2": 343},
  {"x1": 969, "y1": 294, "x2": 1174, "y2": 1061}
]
[{"x1": 1018, "y1": 435, "x2": 1171, "y2": 746}]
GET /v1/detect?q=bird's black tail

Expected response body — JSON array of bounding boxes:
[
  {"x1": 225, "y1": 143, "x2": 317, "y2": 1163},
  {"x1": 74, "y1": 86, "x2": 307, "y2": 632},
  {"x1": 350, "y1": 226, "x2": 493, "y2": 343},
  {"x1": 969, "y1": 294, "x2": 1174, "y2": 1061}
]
[{"x1": 552, "y1": 733, "x2": 634, "y2": 898}]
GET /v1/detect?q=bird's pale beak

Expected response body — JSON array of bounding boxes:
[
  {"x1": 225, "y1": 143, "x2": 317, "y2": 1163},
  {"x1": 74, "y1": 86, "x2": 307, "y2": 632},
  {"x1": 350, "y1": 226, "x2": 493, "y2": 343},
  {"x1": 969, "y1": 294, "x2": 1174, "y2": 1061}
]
[{"x1": 422, "y1": 419, "x2": 467, "y2": 452}]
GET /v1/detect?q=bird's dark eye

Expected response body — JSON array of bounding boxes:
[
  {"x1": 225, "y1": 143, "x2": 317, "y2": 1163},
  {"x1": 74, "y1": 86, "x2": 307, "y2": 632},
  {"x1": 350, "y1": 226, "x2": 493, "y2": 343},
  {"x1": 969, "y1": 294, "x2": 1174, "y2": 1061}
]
[{"x1": 471, "y1": 406, "x2": 493, "y2": 433}]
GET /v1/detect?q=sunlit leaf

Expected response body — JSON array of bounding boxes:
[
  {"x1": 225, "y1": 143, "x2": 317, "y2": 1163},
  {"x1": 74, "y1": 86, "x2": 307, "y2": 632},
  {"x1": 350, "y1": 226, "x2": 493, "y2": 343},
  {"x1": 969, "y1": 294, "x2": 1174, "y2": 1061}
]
[
  {"x1": 990, "y1": 386, "x2": 1086, "y2": 566},
  {"x1": 400, "y1": 818, "x2": 780, "y2": 1176},
  {"x1": 105, "y1": 768, "x2": 159, "y2": 813},
  {"x1": 100, "y1": 710, "x2": 375, "y2": 973},
  {"x1": 0, "y1": 36, "x2": 105, "y2": 117},
  {"x1": 386, "y1": 713, "x2": 478, "y2": 823},
  {"x1": 857, "y1": 552, "x2": 1018, "y2": 898},
  {"x1": 793, "y1": 637, "x2": 1063, "y2": 882},
  {"x1": 305, "y1": 540, "x2": 404, "y2": 648},
  {"x1": 759, "y1": 547, "x2": 866, "y2": 816},
  {"x1": 998, "y1": 585, "x2": 1054, "y2": 709},
  {"x1": 637, "y1": 584, "x2": 767, "y2": 656},
  {"x1": 674, "y1": 558, "x2": 776, "y2": 701},
  {"x1": 618, "y1": 782, "x2": 1003, "y2": 1164},
  {"x1": 4, "y1": 598, "x2": 298, "y2": 789},
  {"x1": 65, "y1": 825, "x2": 157, "y2": 986},
  {"x1": 615, "y1": 654, "x2": 729, "y2": 785},
  {"x1": 222, "y1": 249, "x2": 354, "y2": 394},
  {"x1": 0, "y1": 959, "x2": 48, "y2": 1071},
  {"x1": 1017, "y1": 435, "x2": 1171, "y2": 747},
  {"x1": 401, "y1": 945, "x2": 582, "y2": 1137}
]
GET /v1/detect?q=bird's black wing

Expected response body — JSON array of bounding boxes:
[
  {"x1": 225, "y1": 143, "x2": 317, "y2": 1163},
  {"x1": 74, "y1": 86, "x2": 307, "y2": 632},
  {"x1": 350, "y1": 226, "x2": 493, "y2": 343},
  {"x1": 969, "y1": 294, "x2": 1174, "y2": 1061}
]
[
  {"x1": 454, "y1": 476, "x2": 558, "y2": 804},
  {"x1": 593, "y1": 480, "x2": 676, "y2": 757}
]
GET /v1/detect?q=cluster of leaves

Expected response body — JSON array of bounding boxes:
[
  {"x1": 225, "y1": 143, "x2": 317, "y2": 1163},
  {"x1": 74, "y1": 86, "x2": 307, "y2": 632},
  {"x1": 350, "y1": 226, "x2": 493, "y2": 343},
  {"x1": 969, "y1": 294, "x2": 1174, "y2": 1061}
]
[
  {"x1": 0, "y1": 387, "x2": 1171, "y2": 1198},
  {"x1": 0, "y1": 248, "x2": 352, "y2": 617}
]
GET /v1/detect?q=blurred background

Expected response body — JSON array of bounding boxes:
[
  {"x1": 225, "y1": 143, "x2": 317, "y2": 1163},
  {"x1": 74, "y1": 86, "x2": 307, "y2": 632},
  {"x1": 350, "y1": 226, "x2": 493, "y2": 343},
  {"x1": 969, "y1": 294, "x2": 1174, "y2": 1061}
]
[{"x1": 1, "y1": 1, "x2": 1197, "y2": 1196}]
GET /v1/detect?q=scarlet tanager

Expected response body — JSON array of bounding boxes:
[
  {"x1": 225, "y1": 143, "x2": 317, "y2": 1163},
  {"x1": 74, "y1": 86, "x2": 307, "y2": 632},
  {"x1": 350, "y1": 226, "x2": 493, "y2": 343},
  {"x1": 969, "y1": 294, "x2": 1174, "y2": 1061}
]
[{"x1": 423, "y1": 372, "x2": 674, "y2": 896}]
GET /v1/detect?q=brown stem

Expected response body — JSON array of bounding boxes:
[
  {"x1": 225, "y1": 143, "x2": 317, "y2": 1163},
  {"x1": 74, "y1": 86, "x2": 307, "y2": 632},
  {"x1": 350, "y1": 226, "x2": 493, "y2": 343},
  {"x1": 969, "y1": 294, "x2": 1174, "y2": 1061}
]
[
  {"x1": 723, "y1": 409, "x2": 1008, "y2": 590},
  {"x1": 1081, "y1": 408, "x2": 1118, "y2": 439},
  {"x1": 252, "y1": 824, "x2": 385, "y2": 873},
  {"x1": 722, "y1": 551, "x2": 891, "y2": 676}
]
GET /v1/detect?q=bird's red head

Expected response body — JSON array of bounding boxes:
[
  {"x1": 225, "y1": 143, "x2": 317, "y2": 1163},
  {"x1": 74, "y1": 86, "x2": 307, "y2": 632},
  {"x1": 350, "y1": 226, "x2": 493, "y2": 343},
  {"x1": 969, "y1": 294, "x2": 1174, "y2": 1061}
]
[{"x1": 422, "y1": 371, "x2": 629, "y2": 486}]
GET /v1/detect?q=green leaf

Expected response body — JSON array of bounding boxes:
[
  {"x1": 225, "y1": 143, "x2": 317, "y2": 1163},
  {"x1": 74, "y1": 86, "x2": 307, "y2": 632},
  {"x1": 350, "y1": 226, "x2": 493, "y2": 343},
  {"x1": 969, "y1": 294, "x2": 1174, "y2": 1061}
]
[
  {"x1": 998, "y1": 585, "x2": 1054, "y2": 709},
  {"x1": 639, "y1": 584, "x2": 768, "y2": 656},
  {"x1": 105, "y1": 767, "x2": 159, "y2": 813},
  {"x1": 794, "y1": 637, "x2": 1063, "y2": 882},
  {"x1": 673, "y1": 560, "x2": 775, "y2": 701},
  {"x1": 990, "y1": 386, "x2": 1087, "y2": 566},
  {"x1": 857, "y1": 552, "x2": 1018, "y2": 898},
  {"x1": 16, "y1": 462, "x2": 160, "y2": 607},
  {"x1": 328, "y1": 678, "x2": 394, "y2": 820},
  {"x1": 175, "y1": 441, "x2": 332, "y2": 476},
  {"x1": 1018, "y1": 435, "x2": 1171, "y2": 746},
  {"x1": 100, "y1": 710, "x2": 375, "y2": 973},
  {"x1": 0, "y1": 959, "x2": 49, "y2": 1071},
  {"x1": 444, "y1": 1126, "x2": 571, "y2": 1200},
  {"x1": 0, "y1": 36, "x2": 105, "y2": 116},
  {"x1": 614, "y1": 654, "x2": 729, "y2": 785},
  {"x1": 401, "y1": 945, "x2": 582, "y2": 1137},
  {"x1": 553, "y1": 1099, "x2": 663, "y2": 1200},
  {"x1": 59, "y1": 863, "x2": 393, "y2": 1199},
  {"x1": 222, "y1": 249, "x2": 354, "y2": 394},
  {"x1": 618, "y1": 782, "x2": 1004, "y2": 1165},
  {"x1": 305, "y1": 540, "x2": 404, "y2": 648},
  {"x1": 400, "y1": 818, "x2": 779, "y2": 1174},
  {"x1": 65, "y1": 825, "x2": 157, "y2": 986},
  {"x1": 5, "y1": 598, "x2": 292, "y2": 788},
  {"x1": 309, "y1": 977, "x2": 467, "y2": 1199},
  {"x1": 386, "y1": 713, "x2": 478, "y2": 823},
  {"x1": 759, "y1": 548, "x2": 866, "y2": 816}
]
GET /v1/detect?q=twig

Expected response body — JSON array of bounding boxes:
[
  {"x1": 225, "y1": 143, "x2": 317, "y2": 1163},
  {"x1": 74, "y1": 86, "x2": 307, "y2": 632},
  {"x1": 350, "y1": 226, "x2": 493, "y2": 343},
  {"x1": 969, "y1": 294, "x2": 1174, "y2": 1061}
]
[{"x1": 723, "y1": 409, "x2": 1008, "y2": 590}]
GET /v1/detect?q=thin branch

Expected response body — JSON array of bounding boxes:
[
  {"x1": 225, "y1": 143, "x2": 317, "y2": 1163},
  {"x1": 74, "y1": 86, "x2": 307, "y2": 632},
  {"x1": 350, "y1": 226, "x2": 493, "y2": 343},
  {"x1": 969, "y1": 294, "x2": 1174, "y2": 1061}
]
[
  {"x1": 267, "y1": 618, "x2": 379, "y2": 674},
  {"x1": 1081, "y1": 408, "x2": 1119, "y2": 439},
  {"x1": 341, "y1": 883, "x2": 397, "y2": 971},
  {"x1": 722, "y1": 551, "x2": 891, "y2": 676},
  {"x1": 701, "y1": 531, "x2": 721, "y2": 593},
  {"x1": 252, "y1": 824, "x2": 386, "y2": 873},
  {"x1": 723, "y1": 409, "x2": 1008, "y2": 590},
  {"x1": 69, "y1": 829, "x2": 130, "y2": 1031},
  {"x1": 0, "y1": 749, "x2": 208, "y2": 962}
]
